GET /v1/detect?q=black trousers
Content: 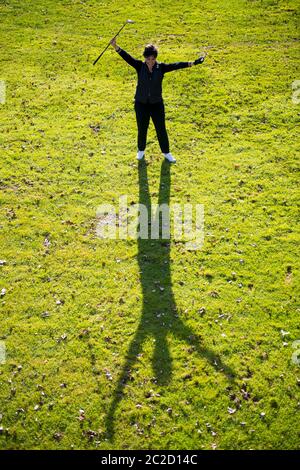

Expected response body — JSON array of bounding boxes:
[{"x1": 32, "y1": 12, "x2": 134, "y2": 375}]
[{"x1": 134, "y1": 100, "x2": 170, "y2": 154}]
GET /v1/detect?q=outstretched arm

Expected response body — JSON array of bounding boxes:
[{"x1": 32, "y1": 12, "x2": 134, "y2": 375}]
[
  {"x1": 110, "y1": 38, "x2": 142, "y2": 71},
  {"x1": 162, "y1": 52, "x2": 207, "y2": 73}
]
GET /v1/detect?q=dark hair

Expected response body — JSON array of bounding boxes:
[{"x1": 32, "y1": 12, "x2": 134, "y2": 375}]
[{"x1": 143, "y1": 44, "x2": 158, "y2": 58}]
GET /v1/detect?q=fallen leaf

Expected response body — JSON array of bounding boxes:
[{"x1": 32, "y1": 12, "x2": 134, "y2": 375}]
[
  {"x1": 228, "y1": 407, "x2": 236, "y2": 414},
  {"x1": 280, "y1": 330, "x2": 290, "y2": 337},
  {"x1": 43, "y1": 237, "x2": 51, "y2": 248}
]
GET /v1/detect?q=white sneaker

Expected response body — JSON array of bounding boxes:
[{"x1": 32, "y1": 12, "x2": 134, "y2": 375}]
[
  {"x1": 136, "y1": 150, "x2": 145, "y2": 160},
  {"x1": 164, "y1": 152, "x2": 176, "y2": 163}
]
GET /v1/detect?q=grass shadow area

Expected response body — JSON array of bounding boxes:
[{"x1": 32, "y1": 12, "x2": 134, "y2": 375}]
[{"x1": 105, "y1": 159, "x2": 236, "y2": 439}]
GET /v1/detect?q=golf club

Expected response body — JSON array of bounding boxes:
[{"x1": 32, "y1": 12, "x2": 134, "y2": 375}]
[{"x1": 93, "y1": 19, "x2": 134, "y2": 66}]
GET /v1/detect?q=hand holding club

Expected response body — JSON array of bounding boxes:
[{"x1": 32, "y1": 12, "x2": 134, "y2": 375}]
[{"x1": 110, "y1": 37, "x2": 118, "y2": 50}]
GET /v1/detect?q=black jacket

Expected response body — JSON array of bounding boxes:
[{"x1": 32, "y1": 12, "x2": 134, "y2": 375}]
[{"x1": 117, "y1": 48, "x2": 191, "y2": 104}]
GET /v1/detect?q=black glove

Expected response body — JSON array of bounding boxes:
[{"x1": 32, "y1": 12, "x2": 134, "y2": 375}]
[{"x1": 194, "y1": 56, "x2": 205, "y2": 65}]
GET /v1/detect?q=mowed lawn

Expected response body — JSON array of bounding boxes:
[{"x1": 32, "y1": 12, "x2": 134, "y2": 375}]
[{"x1": 0, "y1": 0, "x2": 299, "y2": 450}]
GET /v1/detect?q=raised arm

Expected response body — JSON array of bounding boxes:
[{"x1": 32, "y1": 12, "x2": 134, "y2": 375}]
[
  {"x1": 110, "y1": 38, "x2": 142, "y2": 71},
  {"x1": 162, "y1": 52, "x2": 207, "y2": 73}
]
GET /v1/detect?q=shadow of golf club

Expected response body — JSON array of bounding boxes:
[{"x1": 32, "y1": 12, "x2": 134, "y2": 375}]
[{"x1": 105, "y1": 159, "x2": 235, "y2": 440}]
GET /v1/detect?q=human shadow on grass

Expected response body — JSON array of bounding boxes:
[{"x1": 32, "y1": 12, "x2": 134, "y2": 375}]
[{"x1": 105, "y1": 159, "x2": 235, "y2": 439}]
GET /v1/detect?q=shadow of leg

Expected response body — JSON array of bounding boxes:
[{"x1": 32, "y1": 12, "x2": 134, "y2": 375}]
[
  {"x1": 104, "y1": 326, "x2": 146, "y2": 440},
  {"x1": 152, "y1": 330, "x2": 173, "y2": 385}
]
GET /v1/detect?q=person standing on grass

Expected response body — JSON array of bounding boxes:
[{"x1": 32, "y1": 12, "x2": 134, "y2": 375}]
[{"x1": 110, "y1": 38, "x2": 206, "y2": 163}]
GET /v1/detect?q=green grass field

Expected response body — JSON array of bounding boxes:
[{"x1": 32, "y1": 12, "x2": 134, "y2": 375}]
[{"x1": 0, "y1": 0, "x2": 299, "y2": 450}]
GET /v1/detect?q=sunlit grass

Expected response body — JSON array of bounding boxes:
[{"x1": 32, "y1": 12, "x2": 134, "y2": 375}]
[{"x1": 0, "y1": 0, "x2": 299, "y2": 450}]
